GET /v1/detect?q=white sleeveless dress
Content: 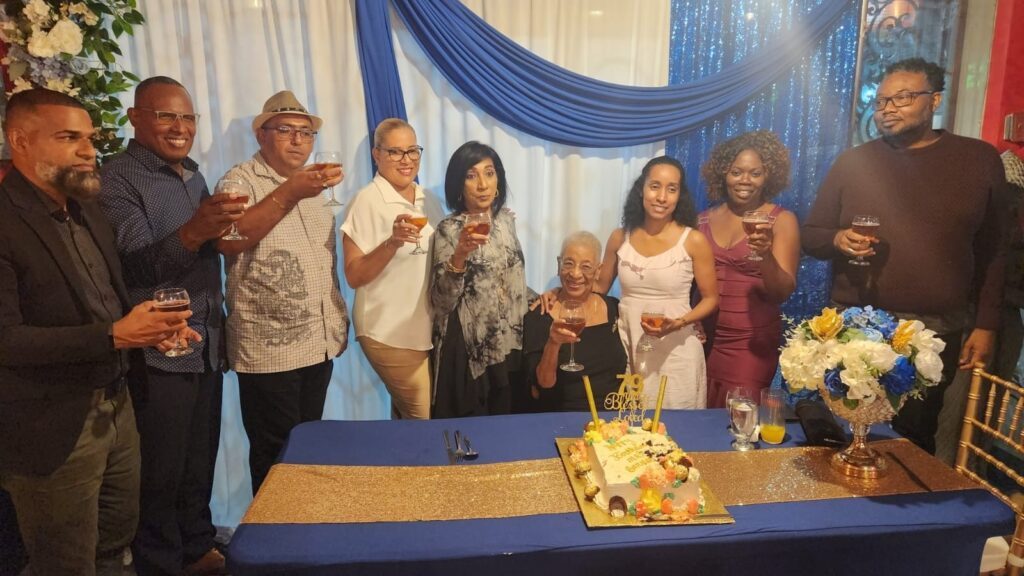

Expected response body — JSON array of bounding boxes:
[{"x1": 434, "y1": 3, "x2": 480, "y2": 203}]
[{"x1": 617, "y1": 228, "x2": 707, "y2": 409}]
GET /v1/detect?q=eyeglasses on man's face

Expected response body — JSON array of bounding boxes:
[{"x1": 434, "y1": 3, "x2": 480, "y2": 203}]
[
  {"x1": 136, "y1": 108, "x2": 200, "y2": 126},
  {"x1": 872, "y1": 90, "x2": 937, "y2": 111},
  {"x1": 262, "y1": 125, "x2": 318, "y2": 142},
  {"x1": 376, "y1": 146, "x2": 423, "y2": 162}
]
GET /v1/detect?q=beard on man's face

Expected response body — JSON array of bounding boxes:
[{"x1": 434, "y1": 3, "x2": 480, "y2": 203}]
[{"x1": 36, "y1": 161, "x2": 101, "y2": 202}]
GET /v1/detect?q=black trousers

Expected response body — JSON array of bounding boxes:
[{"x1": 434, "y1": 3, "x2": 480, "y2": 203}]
[
  {"x1": 891, "y1": 330, "x2": 962, "y2": 455},
  {"x1": 132, "y1": 368, "x2": 222, "y2": 576},
  {"x1": 238, "y1": 360, "x2": 333, "y2": 496}
]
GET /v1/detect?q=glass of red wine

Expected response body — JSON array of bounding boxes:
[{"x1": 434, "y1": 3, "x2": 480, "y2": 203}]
[
  {"x1": 464, "y1": 211, "x2": 491, "y2": 265},
  {"x1": 153, "y1": 288, "x2": 192, "y2": 357},
  {"x1": 559, "y1": 300, "x2": 586, "y2": 372},
  {"x1": 217, "y1": 178, "x2": 252, "y2": 241},
  {"x1": 742, "y1": 210, "x2": 772, "y2": 261},
  {"x1": 849, "y1": 214, "x2": 879, "y2": 266},
  {"x1": 638, "y1": 303, "x2": 664, "y2": 352}
]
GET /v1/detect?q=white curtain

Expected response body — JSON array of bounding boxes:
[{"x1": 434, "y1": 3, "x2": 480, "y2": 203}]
[{"x1": 124, "y1": 0, "x2": 669, "y2": 529}]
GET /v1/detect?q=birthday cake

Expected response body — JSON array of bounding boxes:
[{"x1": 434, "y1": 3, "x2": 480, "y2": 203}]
[{"x1": 567, "y1": 419, "x2": 704, "y2": 522}]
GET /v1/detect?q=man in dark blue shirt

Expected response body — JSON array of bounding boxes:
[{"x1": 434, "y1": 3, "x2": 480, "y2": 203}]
[
  {"x1": 1, "y1": 88, "x2": 194, "y2": 576},
  {"x1": 100, "y1": 77, "x2": 242, "y2": 576}
]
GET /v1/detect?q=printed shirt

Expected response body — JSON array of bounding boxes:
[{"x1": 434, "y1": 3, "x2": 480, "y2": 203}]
[
  {"x1": 340, "y1": 174, "x2": 444, "y2": 350},
  {"x1": 223, "y1": 153, "x2": 349, "y2": 373},
  {"x1": 99, "y1": 139, "x2": 223, "y2": 373}
]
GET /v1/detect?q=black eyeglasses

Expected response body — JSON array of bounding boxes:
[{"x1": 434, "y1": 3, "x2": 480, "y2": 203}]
[
  {"x1": 873, "y1": 91, "x2": 937, "y2": 111},
  {"x1": 135, "y1": 108, "x2": 200, "y2": 125},
  {"x1": 261, "y1": 125, "x2": 318, "y2": 142},
  {"x1": 376, "y1": 146, "x2": 423, "y2": 162}
]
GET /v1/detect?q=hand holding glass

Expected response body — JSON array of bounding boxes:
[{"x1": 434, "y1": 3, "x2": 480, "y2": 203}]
[
  {"x1": 638, "y1": 304, "x2": 664, "y2": 352},
  {"x1": 153, "y1": 288, "x2": 193, "y2": 357},
  {"x1": 406, "y1": 207, "x2": 429, "y2": 255},
  {"x1": 559, "y1": 300, "x2": 585, "y2": 372},
  {"x1": 464, "y1": 212, "x2": 491, "y2": 265},
  {"x1": 315, "y1": 151, "x2": 344, "y2": 207},
  {"x1": 849, "y1": 215, "x2": 879, "y2": 266},
  {"x1": 742, "y1": 211, "x2": 772, "y2": 261},
  {"x1": 216, "y1": 179, "x2": 252, "y2": 241}
]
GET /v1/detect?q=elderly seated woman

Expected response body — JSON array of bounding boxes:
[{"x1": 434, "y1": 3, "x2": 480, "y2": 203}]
[{"x1": 523, "y1": 231, "x2": 628, "y2": 411}]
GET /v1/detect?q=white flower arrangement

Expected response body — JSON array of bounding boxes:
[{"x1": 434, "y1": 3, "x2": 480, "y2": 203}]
[{"x1": 1, "y1": 0, "x2": 145, "y2": 157}]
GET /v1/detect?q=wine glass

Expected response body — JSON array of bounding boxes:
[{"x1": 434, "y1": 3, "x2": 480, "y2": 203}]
[
  {"x1": 849, "y1": 214, "x2": 879, "y2": 266},
  {"x1": 559, "y1": 300, "x2": 585, "y2": 372},
  {"x1": 217, "y1": 178, "x2": 253, "y2": 241},
  {"x1": 730, "y1": 396, "x2": 758, "y2": 451},
  {"x1": 638, "y1": 303, "x2": 664, "y2": 352},
  {"x1": 407, "y1": 205, "x2": 429, "y2": 255},
  {"x1": 153, "y1": 288, "x2": 193, "y2": 357},
  {"x1": 464, "y1": 211, "x2": 491, "y2": 265},
  {"x1": 742, "y1": 210, "x2": 772, "y2": 261},
  {"x1": 315, "y1": 151, "x2": 344, "y2": 207}
]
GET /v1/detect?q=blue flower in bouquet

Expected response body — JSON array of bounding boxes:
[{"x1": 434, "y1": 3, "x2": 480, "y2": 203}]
[
  {"x1": 841, "y1": 306, "x2": 898, "y2": 339},
  {"x1": 879, "y1": 355, "x2": 916, "y2": 396},
  {"x1": 824, "y1": 368, "x2": 847, "y2": 397}
]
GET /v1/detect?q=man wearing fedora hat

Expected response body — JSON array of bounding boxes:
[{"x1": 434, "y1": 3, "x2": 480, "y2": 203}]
[
  {"x1": 100, "y1": 76, "x2": 239, "y2": 576},
  {"x1": 217, "y1": 90, "x2": 348, "y2": 496}
]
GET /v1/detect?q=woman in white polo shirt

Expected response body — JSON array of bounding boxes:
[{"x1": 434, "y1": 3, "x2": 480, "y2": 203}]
[{"x1": 341, "y1": 118, "x2": 444, "y2": 419}]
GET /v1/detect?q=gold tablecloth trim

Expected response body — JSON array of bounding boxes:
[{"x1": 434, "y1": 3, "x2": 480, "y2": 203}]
[{"x1": 242, "y1": 439, "x2": 980, "y2": 525}]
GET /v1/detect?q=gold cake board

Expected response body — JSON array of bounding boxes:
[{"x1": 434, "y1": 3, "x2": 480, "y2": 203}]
[{"x1": 242, "y1": 438, "x2": 979, "y2": 526}]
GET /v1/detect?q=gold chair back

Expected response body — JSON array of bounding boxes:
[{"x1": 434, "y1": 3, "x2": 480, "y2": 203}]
[{"x1": 956, "y1": 363, "x2": 1024, "y2": 575}]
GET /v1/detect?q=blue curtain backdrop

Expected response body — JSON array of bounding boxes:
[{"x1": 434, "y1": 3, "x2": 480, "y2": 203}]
[
  {"x1": 667, "y1": 0, "x2": 862, "y2": 323},
  {"x1": 354, "y1": 0, "x2": 862, "y2": 320}
]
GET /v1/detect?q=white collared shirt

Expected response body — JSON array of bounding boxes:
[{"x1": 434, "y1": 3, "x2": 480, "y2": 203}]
[{"x1": 340, "y1": 174, "x2": 444, "y2": 350}]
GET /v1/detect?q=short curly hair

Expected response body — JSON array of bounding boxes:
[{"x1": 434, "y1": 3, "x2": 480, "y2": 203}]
[
  {"x1": 700, "y1": 131, "x2": 791, "y2": 203},
  {"x1": 621, "y1": 156, "x2": 696, "y2": 230},
  {"x1": 884, "y1": 58, "x2": 946, "y2": 92}
]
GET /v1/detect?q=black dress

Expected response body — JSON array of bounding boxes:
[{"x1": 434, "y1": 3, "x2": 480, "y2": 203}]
[{"x1": 522, "y1": 295, "x2": 629, "y2": 412}]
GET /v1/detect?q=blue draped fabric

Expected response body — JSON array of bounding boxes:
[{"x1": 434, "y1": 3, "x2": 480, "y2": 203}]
[
  {"x1": 388, "y1": 0, "x2": 856, "y2": 147},
  {"x1": 666, "y1": 0, "x2": 862, "y2": 324},
  {"x1": 354, "y1": 0, "x2": 408, "y2": 169}
]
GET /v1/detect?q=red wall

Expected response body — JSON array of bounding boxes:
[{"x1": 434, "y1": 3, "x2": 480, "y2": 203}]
[{"x1": 981, "y1": 0, "x2": 1024, "y2": 158}]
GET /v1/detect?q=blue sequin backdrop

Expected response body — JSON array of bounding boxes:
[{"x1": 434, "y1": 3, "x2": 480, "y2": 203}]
[{"x1": 667, "y1": 0, "x2": 862, "y2": 323}]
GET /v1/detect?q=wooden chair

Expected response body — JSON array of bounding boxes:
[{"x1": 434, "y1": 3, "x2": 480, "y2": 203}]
[{"x1": 956, "y1": 363, "x2": 1024, "y2": 575}]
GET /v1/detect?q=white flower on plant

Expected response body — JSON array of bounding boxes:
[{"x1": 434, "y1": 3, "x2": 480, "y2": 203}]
[
  {"x1": 780, "y1": 337, "x2": 839, "y2": 392},
  {"x1": 22, "y1": 0, "x2": 53, "y2": 26},
  {"x1": 11, "y1": 76, "x2": 34, "y2": 94},
  {"x1": 845, "y1": 339, "x2": 898, "y2": 373},
  {"x1": 45, "y1": 77, "x2": 73, "y2": 94},
  {"x1": 47, "y1": 19, "x2": 84, "y2": 55},
  {"x1": 915, "y1": 349, "x2": 943, "y2": 383},
  {"x1": 26, "y1": 24, "x2": 57, "y2": 58},
  {"x1": 910, "y1": 324, "x2": 946, "y2": 355},
  {"x1": 69, "y1": 3, "x2": 99, "y2": 26}
]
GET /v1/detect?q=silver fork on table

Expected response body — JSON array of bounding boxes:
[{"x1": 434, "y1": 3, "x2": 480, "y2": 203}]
[{"x1": 453, "y1": 430, "x2": 467, "y2": 463}]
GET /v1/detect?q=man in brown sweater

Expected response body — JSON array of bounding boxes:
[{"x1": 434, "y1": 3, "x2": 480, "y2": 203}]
[{"x1": 801, "y1": 58, "x2": 1009, "y2": 454}]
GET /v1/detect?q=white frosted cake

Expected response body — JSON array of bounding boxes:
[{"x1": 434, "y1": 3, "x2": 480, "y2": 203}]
[{"x1": 567, "y1": 419, "x2": 704, "y2": 522}]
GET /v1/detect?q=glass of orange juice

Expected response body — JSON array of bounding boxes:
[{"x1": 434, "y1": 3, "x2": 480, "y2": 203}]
[{"x1": 759, "y1": 388, "x2": 787, "y2": 445}]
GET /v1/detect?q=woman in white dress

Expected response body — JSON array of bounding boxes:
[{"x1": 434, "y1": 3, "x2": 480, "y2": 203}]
[{"x1": 596, "y1": 156, "x2": 719, "y2": 408}]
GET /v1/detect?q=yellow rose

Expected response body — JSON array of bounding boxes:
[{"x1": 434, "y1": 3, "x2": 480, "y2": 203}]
[
  {"x1": 808, "y1": 308, "x2": 843, "y2": 341},
  {"x1": 891, "y1": 320, "x2": 915, "y2": 354}
]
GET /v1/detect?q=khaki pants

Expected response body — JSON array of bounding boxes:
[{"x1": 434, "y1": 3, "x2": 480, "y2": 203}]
[
  {"x1": 1, "y1": 387, "x2": 140, "y2": 576},
  {"x1": 358, "y1": 336, "x2": 431, "y2": 419}
]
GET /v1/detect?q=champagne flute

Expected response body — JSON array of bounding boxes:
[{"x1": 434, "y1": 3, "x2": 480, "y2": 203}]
[
  {"x1": 730, "y1": 397, "x2": 758, "y2": 451},
  {"x1": 849, "y1": 214, "x2": 879, "y2": 266},
  {"x1": 153, "y1": 288, "x2": 193, "y2": 357},
  {"x1": 407, "y1": 206, "x2": 429, "y2": 255},
  {"x1": 559, "y1": 300, "x2": 585, "y2": 372},
  {"x1": 217, "y1": 178, "x2": 252, "y2": 241},
  {"x1": 638, "y1": 303, "x2": 664, "y2": 352},
  {"x1": 742, "y1": 210, "x2": 772, "y2": 261},
  {"x1": 315, "y1": 151, "x2": 344, "y2": 207},
  {"x1": 464, "y1": 211, "x2": 491, "y2": 265}
]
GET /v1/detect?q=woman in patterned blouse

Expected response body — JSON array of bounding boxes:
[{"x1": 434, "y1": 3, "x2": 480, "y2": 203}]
[{"x1": 429, "y1": 142, "x2": 528, "y2": 418}]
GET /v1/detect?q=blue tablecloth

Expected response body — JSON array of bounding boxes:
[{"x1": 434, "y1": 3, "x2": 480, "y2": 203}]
[{"x1": 228, "y1": 410, "x2": 1014, "y2": 576}]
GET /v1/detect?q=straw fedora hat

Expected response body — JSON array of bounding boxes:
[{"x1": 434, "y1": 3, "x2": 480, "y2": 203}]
[{"x1": 251, "y1": 90, "x2": 323, "y2": 132}]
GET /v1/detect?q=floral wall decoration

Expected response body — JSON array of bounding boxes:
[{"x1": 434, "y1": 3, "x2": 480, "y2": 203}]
[{"x1": 0, "y1": 0, "x2": 145, "y2": 158}]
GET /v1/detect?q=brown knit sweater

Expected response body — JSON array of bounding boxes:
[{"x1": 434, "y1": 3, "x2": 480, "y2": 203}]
[{"x1": 801, "y1": 131, "x2": 1009, "y2": 331}]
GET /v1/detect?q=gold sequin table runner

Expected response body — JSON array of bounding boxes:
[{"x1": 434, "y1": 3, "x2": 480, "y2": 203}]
[{"x1": 242, "y1": 438, "x2": 980, "y2": 524}]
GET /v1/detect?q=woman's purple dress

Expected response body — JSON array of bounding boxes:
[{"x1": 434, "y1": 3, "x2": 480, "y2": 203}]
[{"x1": 698, "y1": 206, "x2": 785, "y2": 408}]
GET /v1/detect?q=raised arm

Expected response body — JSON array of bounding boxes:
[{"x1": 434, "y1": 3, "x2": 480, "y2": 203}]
[{"x1": 748, "y1": 210, "x2": 800, "y2": 303}]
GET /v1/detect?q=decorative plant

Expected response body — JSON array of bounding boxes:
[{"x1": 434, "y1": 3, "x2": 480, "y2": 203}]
[{"x1": 0, "y1": 0, "x2": 144, "y2": 158}]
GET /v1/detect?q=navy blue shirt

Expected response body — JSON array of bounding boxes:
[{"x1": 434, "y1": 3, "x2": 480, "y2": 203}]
[{"x1": 99, "y1": 139, "x2": 223, "y2": 373}]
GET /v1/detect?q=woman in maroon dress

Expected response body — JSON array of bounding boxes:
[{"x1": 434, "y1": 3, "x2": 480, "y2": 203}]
[{"x1": 698, "y1": 131, "x2": 800, "y2": 408}]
